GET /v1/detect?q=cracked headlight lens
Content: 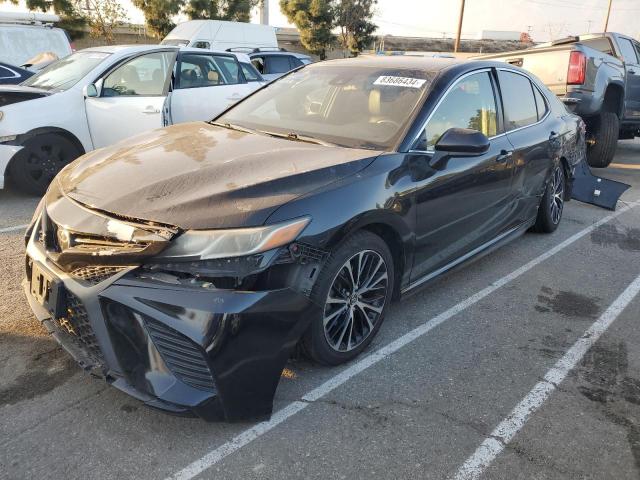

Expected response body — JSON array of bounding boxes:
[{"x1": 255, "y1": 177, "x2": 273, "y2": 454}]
[{"x1": 157, "y1": 216, "x2": 311, "y2": 261}]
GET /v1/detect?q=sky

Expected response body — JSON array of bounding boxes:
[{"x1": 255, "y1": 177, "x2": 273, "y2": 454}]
[{"x1": 4, "y1": 0, "x2": 640, "y2": 42}]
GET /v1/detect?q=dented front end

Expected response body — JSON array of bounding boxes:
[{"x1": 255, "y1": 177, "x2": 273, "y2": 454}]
[{"x1": 23, "y1": 181, "x2": 325, "y2": 421}]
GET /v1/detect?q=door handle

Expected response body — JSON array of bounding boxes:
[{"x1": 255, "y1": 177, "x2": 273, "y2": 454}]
[
  {"x1": 496, "y1": 149, "x2": 513, "y2": 163},
  {"x1": 227, "y1": 94, "x2": 242, "y2": 100},
  {"x1": 629, "y1": 69, "x2": 636, "y2": 75},
  {"x1": 142, "y1": 107, "x2": 161, "y2": 114}
]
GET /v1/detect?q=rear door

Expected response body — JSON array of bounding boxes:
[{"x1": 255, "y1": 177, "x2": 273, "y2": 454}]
[
  {"x1": 409, "y1": 69, "x2": 517, "y2": 280},
  {"x1": 169, "y1": 52, "x2": 253, "y2": 124},
  {"x1": 85, "y1": 50, "x2": 176, "y2": 148},
  {"x1": 618, "y1": 37, "x2": 640, "y2": 119},
  {"x1": 497, "y1": 69, "x2": 562, "y2": 223}
]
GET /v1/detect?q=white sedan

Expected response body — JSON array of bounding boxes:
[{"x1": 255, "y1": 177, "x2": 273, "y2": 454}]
[{"x1": 0, "y1": 44, "x2": 264, "y2": 194}]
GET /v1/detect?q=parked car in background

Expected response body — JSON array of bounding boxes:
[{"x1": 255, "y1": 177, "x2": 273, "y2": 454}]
[
  {"x1": 0, "y1": 12, "x2": 72, "y2": 69},
  {"x1": 479, "y1": 32, "x2": 640, "y2": 168},
  {"x1": 238, "y1": 48, "x2": 312, "y2": 81},
  {"x1": 0, "y1": 45, "x2": 261, "y2": 194},
  {"x1": 161, "y1": 20, "x2": 277, "y2": 51},
  {"x1": 22, "y1": 57, "x2": 585, "y2": 422},
  {"x1": 0, "y1": 61, "x2": 34, "y2": 84}
]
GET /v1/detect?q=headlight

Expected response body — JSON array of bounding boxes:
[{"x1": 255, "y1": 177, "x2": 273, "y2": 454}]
[
  {"x1": 0, "y1": 134, "x2": 17, "y2": 143},
  {"x1": 157, "y1": 216, "x2": 311, "y2": 261}
]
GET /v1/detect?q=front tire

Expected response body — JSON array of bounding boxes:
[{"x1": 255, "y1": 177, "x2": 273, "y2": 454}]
[
  {"x1": 302, "y1": 231, "x2": 394, "y2": 365},
  {"x1": 9, "y1": 134, "x2": 81, "y2": 196},
  {"x1": 532, "y1": 163, "x2": 565, "y2": 233}
]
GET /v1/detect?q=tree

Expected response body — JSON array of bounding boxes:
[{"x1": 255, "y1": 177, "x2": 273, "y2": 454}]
[
  {"x1": 334, "y1": 0, "x2": 376, "y2": 56},
  {"x1": 184, "y1": 0, "x2": 260, "y2": 22},
  {"x1": 78, "y1": 0, "x2": 128, "y2": 44},
  {"x1": 131, "y1": 0, "x2": 182, "y2": 39},
  {"x1": 280, "y1": 0, "x2": 333, "y2": 60}
]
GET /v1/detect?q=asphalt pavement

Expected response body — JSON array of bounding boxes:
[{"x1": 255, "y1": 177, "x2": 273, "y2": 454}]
[{"x1": 1, "y1": 139, "x2": 639, "y2": 480}]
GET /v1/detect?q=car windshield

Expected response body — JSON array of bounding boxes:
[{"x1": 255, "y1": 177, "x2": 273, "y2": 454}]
[
  {"x1": 218, "y1": 64, "x2": 434, "y2": 150},
  {"x1": 22, "y1": 51, "x2": 110, "y2": 91}
]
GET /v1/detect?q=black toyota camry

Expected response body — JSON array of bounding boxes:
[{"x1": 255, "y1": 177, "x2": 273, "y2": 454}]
[{"x1": 24, "y1": 56, "x2": 586, "y2": 421}]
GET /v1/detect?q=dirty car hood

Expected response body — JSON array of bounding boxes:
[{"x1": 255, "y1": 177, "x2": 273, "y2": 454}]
[{"x1": 59, "y1": 123, "x2": 378, "y2": 229}]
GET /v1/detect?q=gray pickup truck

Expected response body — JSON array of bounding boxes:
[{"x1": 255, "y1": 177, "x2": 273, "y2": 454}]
[{"x1": 480, "y1": 32, "x2": 640, "y2": 168}]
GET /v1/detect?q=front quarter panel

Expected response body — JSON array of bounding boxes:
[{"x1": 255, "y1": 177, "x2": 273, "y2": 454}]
[{"x1": 266, "y1": 153, "x2": 416, "y2": 291}]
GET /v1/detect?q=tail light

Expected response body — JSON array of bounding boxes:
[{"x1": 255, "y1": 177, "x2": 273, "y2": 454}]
[{"x1": 567, "y1": 51, "x2": 586, "y2": 85}]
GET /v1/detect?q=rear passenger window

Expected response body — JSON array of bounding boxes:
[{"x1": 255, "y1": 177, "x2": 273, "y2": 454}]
[
  {"x1": 532, "y1": 85, "x2": 547, "y2": 120},
  {"x1": 498, "y1": 71, "x2": 538, "y2": 130},
  {"x1": 266, "y1": 56, "x2": 291, "y2": 74},
  {"x1": 619, "y1": 38, "x2": 639, "y2": 63},
  {"x1": 177, "y1": 54, "x2": 241, "y2": 88},
  {"x1": 215, "y1": 56, "x2": 242, "y2": 84}
]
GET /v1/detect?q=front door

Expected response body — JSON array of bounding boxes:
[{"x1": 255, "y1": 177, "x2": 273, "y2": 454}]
[
  {"x1": 409, "y1": 70, "x2": 517, "y2": 281},
  {"x1": 169, "y1": 52, "x2": 254, "y2": 124},
  {"x1": 85, "y1": 50, "x2": 176, "y2": 149}
]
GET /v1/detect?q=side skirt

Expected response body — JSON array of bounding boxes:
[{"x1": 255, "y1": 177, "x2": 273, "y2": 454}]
[{"x1": 401, "y1": 219, "x2": 535, "y2": 297}]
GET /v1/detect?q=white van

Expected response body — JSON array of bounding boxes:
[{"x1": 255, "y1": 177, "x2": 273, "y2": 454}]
[
  {"x1": 161, "y1": 20, "x2": 278, "y2": 51},
  {"x1": 0, "y1": 12, "x2": 72, "y2": 68}
]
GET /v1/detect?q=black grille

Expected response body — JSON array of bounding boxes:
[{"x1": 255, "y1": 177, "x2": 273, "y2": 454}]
[
  {"x1": 275, "y1": 243, "x2": 328, "y2": 264},
  {"x1": 54, "y1": 292, "x2": 106, "y2": 365},
  {"x1": 71, "y1": 266, "x2": 128, "y2": 284},
  {"x1": 143, "y1": 317, "x2": 216, "y2": 392}
]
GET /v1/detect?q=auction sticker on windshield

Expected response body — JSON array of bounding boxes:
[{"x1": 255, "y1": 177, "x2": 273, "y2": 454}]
[{"x1": 373, "y1": 76, "x2": 427, "y2": 88}]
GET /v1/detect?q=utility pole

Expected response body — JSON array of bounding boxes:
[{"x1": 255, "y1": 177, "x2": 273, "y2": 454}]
[
  {"x1": 604, "y1": 0, "x2": 613, "y2": 32},
  {"x1": 260, "y1": 0, "x2": 270, "y2": 25},
  {"x1": 454, "y1": 0, "x2": 465, "y2": 53}
]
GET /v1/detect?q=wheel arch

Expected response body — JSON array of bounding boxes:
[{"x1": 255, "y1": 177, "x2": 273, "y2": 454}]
[
  {"x1": 602, "y1": 83, "x2": 624, "y2": 118},
  {"x1": 559, "y1": 156, "x2": 572, "y2": 200},
  {"x1": 324, "y1": 212, "x2": 413, "y2": 300},
  {"x1": 14, "y1": 127, "x2": 86, "y2": 155}
]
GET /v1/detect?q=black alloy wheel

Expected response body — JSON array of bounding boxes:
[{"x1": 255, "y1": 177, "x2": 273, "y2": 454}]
[
  {"x1": 9, "y1": 133, "x2": 81, "y2": 195},
  {"x1": 302, "y1": 231, "x2": 394, "y2": 365},
  {"x1": 532, "y1": 163, "x2": 566, "y2": 233}
]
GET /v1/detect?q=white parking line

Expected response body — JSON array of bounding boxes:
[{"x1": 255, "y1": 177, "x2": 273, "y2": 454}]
[
  {"x1": 453, "y1": 271, "x2": 640, "y2": 480},
  {"x1": 167, "y1": 203, "x2": 636, "y2": 480},
  {"x1": 0, "y1": 224, "x2": 28, "y2": 234}
]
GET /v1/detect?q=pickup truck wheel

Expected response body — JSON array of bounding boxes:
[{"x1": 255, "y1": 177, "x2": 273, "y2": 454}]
[
  {"x1": 9, "y1": 134, "x2": 81, "y2": 196},
  {"x1": 586, "y1": 111, "x2": 619, "y2": 168}
]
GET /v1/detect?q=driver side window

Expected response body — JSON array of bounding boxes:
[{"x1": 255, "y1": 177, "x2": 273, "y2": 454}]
[
  {"x1": 415, "y1": 71, "x2": 498, "y2": 151},
  {"x1": 102, "y1": 51, "x2": 173, "y2": 97}
]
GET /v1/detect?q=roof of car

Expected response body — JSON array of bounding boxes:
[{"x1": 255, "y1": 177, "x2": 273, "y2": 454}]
[
  {"x1": 321, "y1": 55, "x2": 464, "y2": 70},
  {"x1": 248, "y1": 50, "x2": 311, "y2": 59},
  {"x1": 80, "y1": 44, "x2": 250, "y2": 62}
]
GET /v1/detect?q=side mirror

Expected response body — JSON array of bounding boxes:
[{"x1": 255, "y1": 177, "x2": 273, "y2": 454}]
[
  {"x1": 434, "y1": 128, "x2": 490, "y2": 155},
  {"x1": 83, "y1": 83, "x2": 99, "y2": 98}
]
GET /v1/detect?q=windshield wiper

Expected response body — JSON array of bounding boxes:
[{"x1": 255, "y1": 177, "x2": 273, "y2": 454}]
[
  {"x1": 210, "y1": 122, "x2": 257, "y2": 134},
  {"x1": 256, "y1": 130, "x2": 336, "y2": 147}
]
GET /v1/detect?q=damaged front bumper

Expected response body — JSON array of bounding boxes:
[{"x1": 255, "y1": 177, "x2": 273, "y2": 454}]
[
  {"x1": 23, "y1": 186, "x2": 323, "y2": 421},
  {"x1": 24, "y1": 236, "x2": 319, "y2": 421}
]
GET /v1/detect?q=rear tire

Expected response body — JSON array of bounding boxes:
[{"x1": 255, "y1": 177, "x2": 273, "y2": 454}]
[
  {"x1": 532, "y1": 163, "x2": 565, "y2": 233},
  {"x1": 9, "y1": 133, "x2": 81, "y2": 196},
  {"x1": 586, "y1": 112, "x2": 619, "y2": 168},
  {"x1": 301, "y1": 231, "x2": 394, "y2": 366}
]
